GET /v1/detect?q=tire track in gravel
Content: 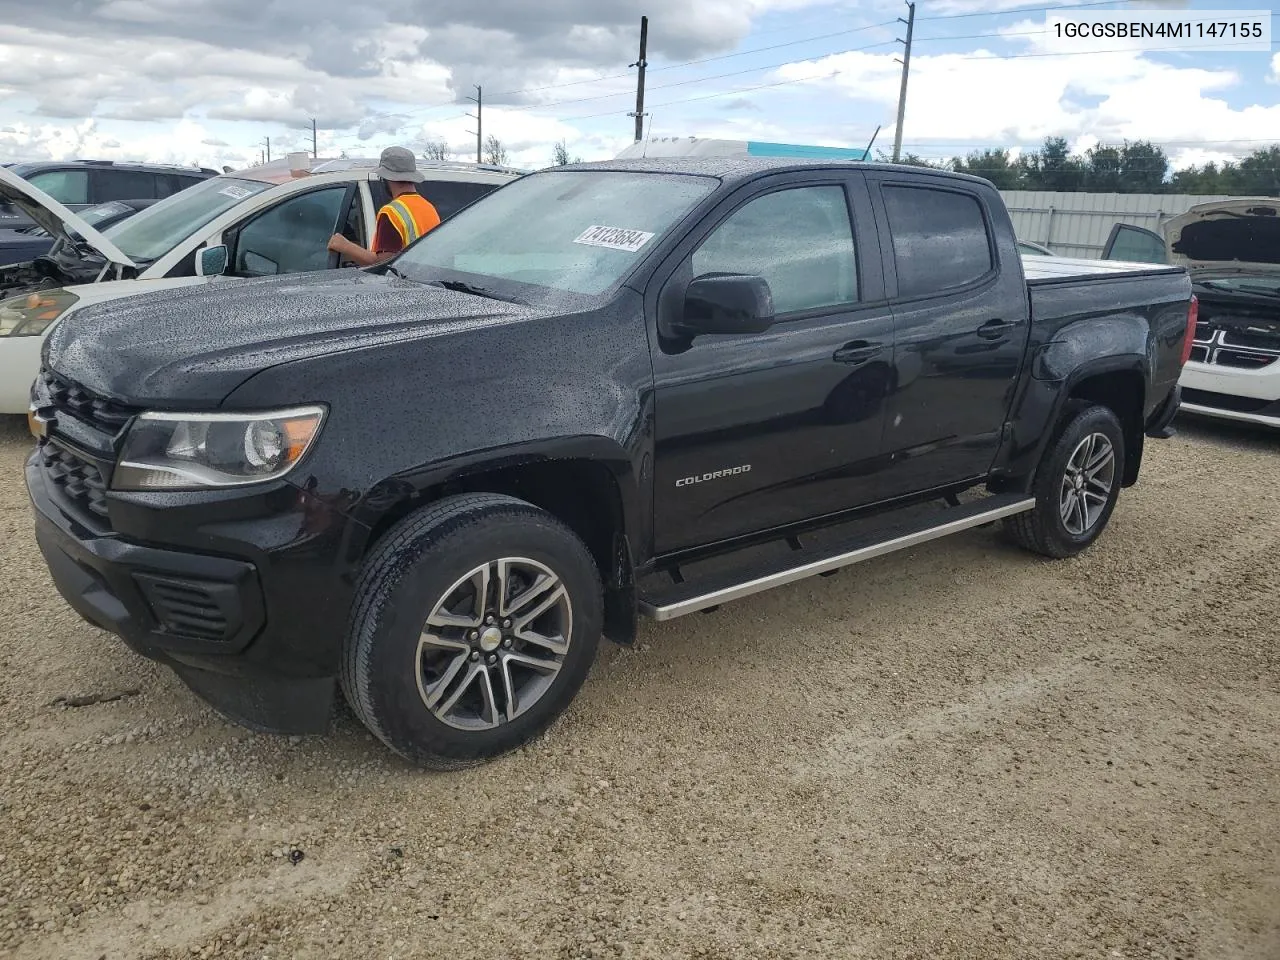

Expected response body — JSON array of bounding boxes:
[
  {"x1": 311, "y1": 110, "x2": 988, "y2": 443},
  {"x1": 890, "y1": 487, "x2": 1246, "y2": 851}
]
[{"x1": 800, "y1": 483, "x2": 1280, "y2": 777}]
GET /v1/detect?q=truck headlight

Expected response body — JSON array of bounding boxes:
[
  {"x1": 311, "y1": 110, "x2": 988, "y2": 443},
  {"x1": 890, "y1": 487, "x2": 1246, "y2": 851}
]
[
  {"x1": 113, "y1": 406, "x2": 326, "y2": 490},
  {"x1": 0, "y1": 289, "x2": 78, "y2": 337}
]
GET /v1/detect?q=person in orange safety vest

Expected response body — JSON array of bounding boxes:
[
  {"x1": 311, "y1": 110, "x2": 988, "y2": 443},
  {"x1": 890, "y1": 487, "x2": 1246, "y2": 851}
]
[{"x1": 327, "y1": 146, "x2": 441, "y2": 267}]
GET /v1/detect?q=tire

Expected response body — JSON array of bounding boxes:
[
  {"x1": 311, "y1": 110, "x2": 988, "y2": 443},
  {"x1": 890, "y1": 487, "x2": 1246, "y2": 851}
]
[
  {"x1": 341, "y1": 493, "x2": 603, "y2": 769},
  {"x1": 1005, "y1": 403, "x2": 1126, "y2": 559}
]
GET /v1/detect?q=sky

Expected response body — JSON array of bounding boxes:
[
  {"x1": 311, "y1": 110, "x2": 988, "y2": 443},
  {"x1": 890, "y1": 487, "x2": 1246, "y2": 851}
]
[{"x1": 0, "y1": 0, "x2": 1276, "y2": 173}]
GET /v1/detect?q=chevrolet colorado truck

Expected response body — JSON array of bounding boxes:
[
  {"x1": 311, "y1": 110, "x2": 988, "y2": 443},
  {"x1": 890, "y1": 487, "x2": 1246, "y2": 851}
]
[{"x1": 25, "y1": 158, "x2": 1195, "y2": 769}]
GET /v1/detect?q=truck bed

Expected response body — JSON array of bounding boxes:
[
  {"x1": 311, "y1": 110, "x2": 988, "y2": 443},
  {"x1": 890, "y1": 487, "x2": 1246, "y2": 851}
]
[{"x1": 1021, "y1": 254, "x2": 1185, "y2": 285}]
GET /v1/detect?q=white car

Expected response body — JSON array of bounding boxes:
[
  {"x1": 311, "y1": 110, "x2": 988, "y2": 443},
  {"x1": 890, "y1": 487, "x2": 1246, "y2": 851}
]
[
  {"x1": 1104, "y1": 198, "x2": 1280, "y2": 429},
  {"x1": 0, "y1": 157, "x2": 521, "y2": 413}
]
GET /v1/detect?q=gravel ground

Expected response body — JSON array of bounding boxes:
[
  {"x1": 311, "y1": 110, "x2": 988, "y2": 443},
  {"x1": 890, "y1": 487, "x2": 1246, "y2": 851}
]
[{"x1": 0, "y1": 413, "x2": 1277, "y2": 960}]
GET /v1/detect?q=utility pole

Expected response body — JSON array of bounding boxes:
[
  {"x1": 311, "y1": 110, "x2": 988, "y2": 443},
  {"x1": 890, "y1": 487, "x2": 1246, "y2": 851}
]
[
  {"x1": 263, "y1": 136, "x2": 271, "y2": 163},
  {"x1": 891, "y1": 1, "x2": 914, "y2": 162},
  {"x1": 466, "y1": 85, "x2": 482, "y2": 163},
  {"x1": 311, "y1": 119, "x2": 317, "y2": 158},
  {"x1": 629, "y1": 16, "x2": 649, "y2": 142}
]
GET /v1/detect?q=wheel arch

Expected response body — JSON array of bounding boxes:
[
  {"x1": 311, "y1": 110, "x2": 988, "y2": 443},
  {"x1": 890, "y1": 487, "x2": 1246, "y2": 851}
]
[
  {"x1": 350, "y1": 437, "x2": 643, "y2": 644},
  {"x1": 1065, "y1": 364, "x2": 1147, "y2": 487}
]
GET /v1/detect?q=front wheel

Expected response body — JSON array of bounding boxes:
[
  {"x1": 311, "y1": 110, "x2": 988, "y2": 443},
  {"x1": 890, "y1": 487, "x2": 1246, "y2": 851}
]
[
  {"x1": 341, "y1": 494, "x2": 603, "y2": 768},
  {"x1": 1005, "y1": 404, "x2": 1125, "y2": 559}
]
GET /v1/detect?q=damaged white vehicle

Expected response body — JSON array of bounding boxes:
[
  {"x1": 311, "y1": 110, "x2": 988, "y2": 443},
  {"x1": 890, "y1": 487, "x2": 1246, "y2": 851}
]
[
  {"x1": 0, "y1": 158, "x2": 519, "y2": 414},
  {"x1": 1105, "y1": 198, "x2": 1280, "y2": 429}
]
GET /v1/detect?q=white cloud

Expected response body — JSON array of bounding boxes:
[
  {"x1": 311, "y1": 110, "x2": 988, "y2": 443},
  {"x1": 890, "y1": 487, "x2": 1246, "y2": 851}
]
[
  {"x1": 0, "y1": 117, "x2": 244, "y2": 168},
  {"x1": 772, "y1": 44, "x2": 1280, "y2": 162}
]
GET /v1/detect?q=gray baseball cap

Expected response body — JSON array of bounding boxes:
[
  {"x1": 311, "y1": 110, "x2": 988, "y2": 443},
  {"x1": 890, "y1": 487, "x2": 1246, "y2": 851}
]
[{"x1": 375, "y1": 146, "x2": 424, "y2": 183}]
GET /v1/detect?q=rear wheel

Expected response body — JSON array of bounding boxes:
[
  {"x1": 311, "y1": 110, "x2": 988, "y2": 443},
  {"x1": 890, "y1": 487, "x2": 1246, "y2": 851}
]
[
  {"x1": 342, "y1": 494, "x2": 603, "y2": 768},
  {"x1": 1006, "y1": 404, "x2": 1125, "y2": 559}
]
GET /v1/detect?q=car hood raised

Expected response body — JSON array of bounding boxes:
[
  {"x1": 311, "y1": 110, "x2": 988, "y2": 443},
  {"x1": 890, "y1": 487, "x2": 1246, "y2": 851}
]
[
  {"x1": 44, "y1": 270, "x2": 546, "y2": 406},
  {"x1": 0, "y1": 166, "x2": 135, "y2": 272},
  {"x1": 1162, "y1": 198, "x2": 1280, "y2": 279}
]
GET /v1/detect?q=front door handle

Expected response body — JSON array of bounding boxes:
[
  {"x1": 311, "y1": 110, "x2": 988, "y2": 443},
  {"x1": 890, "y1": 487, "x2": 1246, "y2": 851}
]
[
  {"x1": 833, "y1": 340, "x2": 886, "y2": 365},
  {"x1": 976, "y1": 318, "x2": 1018, "y2": 340}
]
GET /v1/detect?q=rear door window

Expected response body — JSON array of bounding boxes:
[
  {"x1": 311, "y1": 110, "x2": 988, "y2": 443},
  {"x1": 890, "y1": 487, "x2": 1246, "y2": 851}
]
[
  {"x1": 157, "y1": 174, "x2": 202, "y2": 197},
  {"x1": 26, "y1": 169, "x2": 89, "y2": 205},
  {"x1": 94, "y1": 169, "x2": 158, "y2": 202},
  {"x1": 1103, "y1": 224, "x2": 1168, "y2": 264},
  {"x1": 421, "y1": 180, "x2": 499, "y2": 220},
  {"x1": 883, "y1": 185, "x2": 993, "y2": 298}
]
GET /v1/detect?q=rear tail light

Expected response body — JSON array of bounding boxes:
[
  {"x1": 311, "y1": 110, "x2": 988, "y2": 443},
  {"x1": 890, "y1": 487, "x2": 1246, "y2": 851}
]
[{"x1": 1181, "y1": 295, "x2": 1199, "y2": 366}]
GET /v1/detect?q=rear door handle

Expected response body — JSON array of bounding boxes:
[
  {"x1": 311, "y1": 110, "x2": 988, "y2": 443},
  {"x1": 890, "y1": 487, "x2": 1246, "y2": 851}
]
[
  {"x1": 833, "y1": 340, "x2": 886, "y2": 365},
  {"x1": 976, "y1": 318, "x2": 1018, "y2": 340}
]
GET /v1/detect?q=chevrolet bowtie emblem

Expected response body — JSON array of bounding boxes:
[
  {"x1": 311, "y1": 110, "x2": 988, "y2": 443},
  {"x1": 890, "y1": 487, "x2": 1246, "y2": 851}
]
[{"x1": 27, "y1": 406, "x2": 53, "y2": 439}]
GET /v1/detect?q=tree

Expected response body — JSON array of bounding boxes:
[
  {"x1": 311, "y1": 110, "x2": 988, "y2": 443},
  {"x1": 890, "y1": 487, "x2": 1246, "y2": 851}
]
[
  {"x1": 1232, "y1": 145, "x2": 1280, "y2": 197},
  {"x1": 876, "y1": 149, "x2": 941, "y2": 168},
  {"x1": 951, "y1": 148, "x2": 1025, "y2": 190},
  {"x1": 553, "y1": 140, "x2": 570, "y2": 166},
  {"x1": 423, "y1": 140, "x2": 452, "y2": 161},
  {"x1": 1118, "y1": 141, "x2": 1168, "y2": 193},
  {"x1": 483, "y1": 135, "x2": 509, "y2": 166},
  {"x1": 1020, "y1": 137, "x2": 1086, "y2": 192},
  {"x1": 1084, "y1": 144, "x2": 1123, "y2": 192}
]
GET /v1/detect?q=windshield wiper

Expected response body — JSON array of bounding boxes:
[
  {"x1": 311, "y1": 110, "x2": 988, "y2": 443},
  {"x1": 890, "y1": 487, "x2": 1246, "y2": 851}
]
[
  {"x1": 427, "y1": 278, "x2": 527, "y2": 305},
  {"x1": 1201, "y1": 279, "x2": 1280, "y2": 297}
]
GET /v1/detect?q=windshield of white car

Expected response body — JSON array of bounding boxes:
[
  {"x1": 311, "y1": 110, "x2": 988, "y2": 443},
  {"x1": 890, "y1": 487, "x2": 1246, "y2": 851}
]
[
  {"x1": 24, "y1": 201, "x2": 135, "y2": 240},
  {"x1": 105, "y1": 177, "x2": 271, "y2": 262},
  {"x1": 392, "y1": 170, "x2": 718, "y2": 298},
  {"x1": 1199, "y1": 277, "x2": 1280, "y2": 299}
]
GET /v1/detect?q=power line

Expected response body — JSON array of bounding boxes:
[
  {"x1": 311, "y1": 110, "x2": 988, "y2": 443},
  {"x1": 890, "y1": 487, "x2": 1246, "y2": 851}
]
[
  {"x1": 902, "y1": 138, "x2": 1280, "y2": 148},
  {"x1": 560, "y1": 34, "x2": 1273, "y2": 128},
  {"x1": 917, "y1": 0, "x2": 1124, "y2": 22},
  {"x1": 350, "y1": 18, "x2": 901, "y2": 129}
]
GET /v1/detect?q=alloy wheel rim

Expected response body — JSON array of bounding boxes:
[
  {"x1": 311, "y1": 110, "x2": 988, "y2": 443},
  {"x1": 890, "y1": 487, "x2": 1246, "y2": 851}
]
[
  {"x1": 1060, "y1": 432, "x2": 1115, "y2": 536},
  {"x1": 416, "y1": 558, "x2": 572, "y2": 731}
]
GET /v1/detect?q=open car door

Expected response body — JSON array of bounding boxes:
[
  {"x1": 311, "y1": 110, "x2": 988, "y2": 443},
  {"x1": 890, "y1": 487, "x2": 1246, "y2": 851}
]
[{"x1": 1102, "y1": 222, "x2": 1169, "y2": 264}]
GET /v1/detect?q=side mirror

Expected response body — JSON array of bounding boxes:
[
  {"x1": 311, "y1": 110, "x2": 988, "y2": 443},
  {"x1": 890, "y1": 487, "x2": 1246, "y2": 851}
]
[
  {"x1": 196, "y1": 244, "x2": 228, "y2": 277},
  {"x1": 676, "y1": 273, "x2": 774, "y2": 338}
]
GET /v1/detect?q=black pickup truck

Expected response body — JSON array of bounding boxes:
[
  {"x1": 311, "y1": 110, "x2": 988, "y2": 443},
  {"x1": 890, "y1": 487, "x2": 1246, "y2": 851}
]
[{"x1": 25, "y1": 158, "x2": 1195, "y2": 768}]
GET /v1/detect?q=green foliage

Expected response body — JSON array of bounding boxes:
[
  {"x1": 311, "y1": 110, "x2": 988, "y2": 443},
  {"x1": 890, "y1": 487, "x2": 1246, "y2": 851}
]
[{"x1": 902, "y1": 136, "x2": 1276, "y2": 195}]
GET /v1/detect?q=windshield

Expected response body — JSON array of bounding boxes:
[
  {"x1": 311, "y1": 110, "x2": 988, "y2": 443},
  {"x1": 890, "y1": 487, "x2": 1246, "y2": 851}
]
[
  {"x1": 105, "y1": 176, "x2": 270, "y2": 262},
  {"x1": 1198, "y1": 276, "x2": 1280, "y2": 298},
  {"x1": 24, "y1": 201, "x2": 134, "y2": 240},
  {"x1": 393, "y1": 170, "x2": 718, "y2": 296}
]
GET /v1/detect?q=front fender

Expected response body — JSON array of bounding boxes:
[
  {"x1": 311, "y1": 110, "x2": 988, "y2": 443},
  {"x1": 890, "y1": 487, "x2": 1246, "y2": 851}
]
[{"x1": 349, "y1": 434, "x2": 643, "y2": 540}]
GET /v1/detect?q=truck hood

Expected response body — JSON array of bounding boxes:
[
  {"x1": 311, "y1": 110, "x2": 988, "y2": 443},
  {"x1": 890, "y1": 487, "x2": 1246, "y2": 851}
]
[
  {"x1": 0, "y1": 166, "x2": 136, "y2": 272},
  {"x1": 44, "y1": 269, "x2": 543, "y2": 406},
  {"x1": 1162, "y1": 198, "x2": 1280, "y2": 279}
]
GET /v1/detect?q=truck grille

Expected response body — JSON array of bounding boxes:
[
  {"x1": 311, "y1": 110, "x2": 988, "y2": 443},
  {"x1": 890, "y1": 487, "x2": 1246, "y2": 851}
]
[
  {"x1": 40, "y1": 442, "x2": 109, "y2": 522},
  {"x1": 40, "y1": 370, "x2": 137, "y2": 435},
  {"x1": 1191, "y1": 315, "x2": 1280, "y2": 370}
]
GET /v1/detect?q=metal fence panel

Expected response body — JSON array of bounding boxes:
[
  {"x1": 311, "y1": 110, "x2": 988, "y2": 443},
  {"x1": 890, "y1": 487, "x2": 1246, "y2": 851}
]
[{"x1": 999, "y1": 191, "x2": 1233, "y2": 258}]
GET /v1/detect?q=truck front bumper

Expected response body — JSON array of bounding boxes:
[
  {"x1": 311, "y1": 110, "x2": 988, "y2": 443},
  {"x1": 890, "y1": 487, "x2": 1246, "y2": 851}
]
[{"x1": 26, "y1": 449, "x2": 359, "y2": 735}]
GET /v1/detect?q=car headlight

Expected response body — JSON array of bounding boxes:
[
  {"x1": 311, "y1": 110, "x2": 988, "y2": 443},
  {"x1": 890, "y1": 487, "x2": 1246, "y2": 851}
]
[
  {"x1": 0, "y1": 289, "x2": 78, "y2": 337},
  {"x1": 113, "y1": 406, "x2": 326, "y2": 491}
]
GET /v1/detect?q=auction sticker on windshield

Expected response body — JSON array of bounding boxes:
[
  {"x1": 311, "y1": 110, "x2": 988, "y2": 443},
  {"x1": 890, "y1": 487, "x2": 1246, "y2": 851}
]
[
  {"x1": 573, "y1": 225, "x2": 655, "y2": 253},
  {"x1": 218, "y1": 184, "x2": 254, "y2": 200}
]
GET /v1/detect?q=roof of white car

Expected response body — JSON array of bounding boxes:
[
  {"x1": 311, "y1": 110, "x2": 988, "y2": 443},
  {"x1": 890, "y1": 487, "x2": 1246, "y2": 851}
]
[{"x1": 227, "y1": 156, "x2": 525, "y2": 186}]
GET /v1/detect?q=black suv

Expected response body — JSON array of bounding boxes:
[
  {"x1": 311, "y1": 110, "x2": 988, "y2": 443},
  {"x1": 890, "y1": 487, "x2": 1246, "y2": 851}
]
[{"x1": 0, "y1": 160, "x2": 217, "y2": 228}]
